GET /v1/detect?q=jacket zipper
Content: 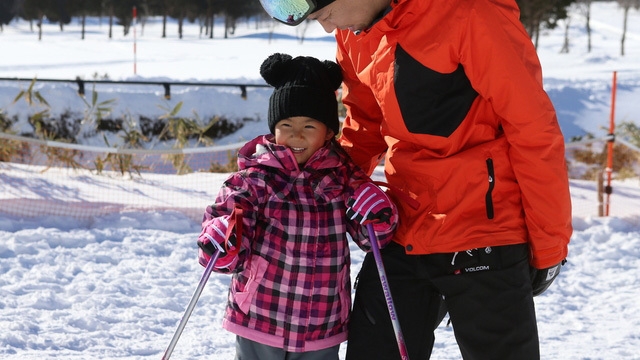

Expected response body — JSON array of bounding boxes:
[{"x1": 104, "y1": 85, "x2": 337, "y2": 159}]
[{"x1": 485, "y1": 158, "x2": 495, "y2": 219}]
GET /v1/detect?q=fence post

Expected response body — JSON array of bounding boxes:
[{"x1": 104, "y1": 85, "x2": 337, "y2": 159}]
[
  {"x1": 604, "y1": 71, "x2": 617, "y2": 216},
  {"x1": 597, "y1": 169, "x2": 604, "y2": 217}
]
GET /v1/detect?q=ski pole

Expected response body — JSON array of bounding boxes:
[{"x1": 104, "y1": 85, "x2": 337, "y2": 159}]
[
  {"x1": 366, "y1": 223, "x2": 410, "y2": 360},
  {"x1": 161, "y1": 247, "x2": 222, "y2": 360},
  {"x1": 162, "y1": 207, "x2": 243, "y2": 359}
]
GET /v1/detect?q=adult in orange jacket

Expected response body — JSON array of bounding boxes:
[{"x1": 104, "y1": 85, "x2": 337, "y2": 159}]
[{"x1": 258, "y1": 0, "x2": 573, "y2": 359}]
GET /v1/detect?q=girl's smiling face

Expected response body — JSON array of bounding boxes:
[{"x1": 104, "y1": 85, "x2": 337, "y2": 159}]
[{"x1": 274, "y1": 116, "x2": 335, "y2": 165}]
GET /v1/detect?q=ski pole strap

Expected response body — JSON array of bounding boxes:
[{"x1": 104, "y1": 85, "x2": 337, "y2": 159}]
[
  {"x1": 371, "y1": 180, "x2": 420, "y2": 210},
  {"x1": 223, "y1": 206, "x2": 243, "y2": 257}
]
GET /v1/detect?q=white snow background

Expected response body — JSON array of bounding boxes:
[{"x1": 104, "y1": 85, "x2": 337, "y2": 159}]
[{"x1": 1, "y1": 2, "x2": 640, "y2": 359}]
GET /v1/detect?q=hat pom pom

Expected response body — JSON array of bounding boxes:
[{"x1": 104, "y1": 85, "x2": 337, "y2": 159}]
[
  {"x1": 260, "y1": 53, "x2": 292, "y2": 87},
  {"x1": 323, "y1": 60, "x2": 343, "y2": 91}
]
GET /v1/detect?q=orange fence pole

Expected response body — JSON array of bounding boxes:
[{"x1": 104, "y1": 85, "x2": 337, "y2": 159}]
[{"x1": 604, "y1": 71, "x2": 617, "y2": 216}]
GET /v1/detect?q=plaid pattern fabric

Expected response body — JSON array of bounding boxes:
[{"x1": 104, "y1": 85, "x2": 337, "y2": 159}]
[{"x1": 202, "y1": 135, "x2": 395, "y2": 352}]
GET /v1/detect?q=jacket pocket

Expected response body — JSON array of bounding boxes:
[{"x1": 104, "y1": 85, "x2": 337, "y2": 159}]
[
  {"x1": 485, "y1": 158, "x2": 495, "y2": 219},
  {"x1": 233, "y1": 255, "x2": 268, "y2": 314}
]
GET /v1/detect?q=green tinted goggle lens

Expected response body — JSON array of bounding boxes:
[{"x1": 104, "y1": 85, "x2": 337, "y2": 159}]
[{"x1": 259, "y1": 0, "x2": 316, "y2": 26}]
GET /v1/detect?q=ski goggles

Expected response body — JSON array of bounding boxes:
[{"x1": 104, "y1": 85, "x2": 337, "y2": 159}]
[{"x1": 259, "y1": 0, "x2": 332, "y2": 26}]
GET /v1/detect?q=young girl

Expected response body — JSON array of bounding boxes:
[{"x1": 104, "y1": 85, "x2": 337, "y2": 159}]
[{"x1": 197, "y1": 53, "x2": 398, "y2": 360}]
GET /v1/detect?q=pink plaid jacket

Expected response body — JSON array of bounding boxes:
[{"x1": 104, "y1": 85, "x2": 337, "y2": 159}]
[{"x1": 200, "y1": 135, "x2": 395, "y2": 352}]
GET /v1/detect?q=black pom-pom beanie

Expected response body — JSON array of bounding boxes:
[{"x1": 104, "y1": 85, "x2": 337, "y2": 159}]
[{"x1": 260, "y1": 53, "x2": 342, "y2": 134}]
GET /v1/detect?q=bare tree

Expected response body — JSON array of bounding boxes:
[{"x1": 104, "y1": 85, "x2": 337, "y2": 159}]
[
  {"x1": 584, "y1": 0, "x2": 593, "y2": 52},
  {"x1": 517, "y1": 0, "x2": 574, "y2": 49},
  {"x1": 617, "y1": 0, "x2": 640, "y2": 56},
  {"x1": 574, "y1": 0, "x2": 593, "y2": 52},
  {"x1": 560, "y1": 13, "x2": 571, "y2": 53}
]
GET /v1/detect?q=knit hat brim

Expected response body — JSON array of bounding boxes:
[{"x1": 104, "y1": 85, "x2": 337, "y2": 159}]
[
  {"x1": 260, "y1": 53, "x2": 343, "y2": 135},
  {"x1": 268, "y1": 86, "x2": 339, "y2": 135}
]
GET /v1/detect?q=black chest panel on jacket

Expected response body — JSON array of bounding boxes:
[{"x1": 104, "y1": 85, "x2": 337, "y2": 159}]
[{"x1": 393, "y1": 45, "x2": 478, "y2": 137}]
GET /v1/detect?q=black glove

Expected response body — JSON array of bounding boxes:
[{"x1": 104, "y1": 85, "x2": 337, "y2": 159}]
[{"x1": 530, "y1": 260, "x2": 566, "y2": 297}]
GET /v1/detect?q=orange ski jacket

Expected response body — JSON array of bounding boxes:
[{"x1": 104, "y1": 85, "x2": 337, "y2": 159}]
[{"x1": 336, "y1": 0, "x2": 572, "y2": 268}]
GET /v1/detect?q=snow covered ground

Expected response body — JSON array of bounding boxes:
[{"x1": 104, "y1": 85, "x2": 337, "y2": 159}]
[{"x1": 1, "y1": 2, "x2": 640, "y2": 359}]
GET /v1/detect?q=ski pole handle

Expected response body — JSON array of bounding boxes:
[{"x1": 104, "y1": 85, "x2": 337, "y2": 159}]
[
  {"x1": 366, "y1": 223, "x2": 410, "y2": 360},
  {"x1": 161, "y1": 248, "x2": 222, "y2": 360}
]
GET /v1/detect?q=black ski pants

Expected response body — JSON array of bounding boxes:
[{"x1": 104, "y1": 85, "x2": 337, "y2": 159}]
[{"x1": 345, "y1": 242, "x2": 539, "y2": 360}]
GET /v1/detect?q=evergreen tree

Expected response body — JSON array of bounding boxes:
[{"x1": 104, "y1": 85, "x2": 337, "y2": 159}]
[
  {"x1": 47, "y1": 0, "x2": 72, "y2": 30},
  {"x1": 109, "y1": 0, "x2": 141, "y2": 36},
  {"x1": 66, "y1": 0, "x2": 102, "y2": 39},
  {"x1": 0, "y1": 0, "x2": 19, "y2": 27},
  {"x1": 517, "y1": 0, "x2": 575, "y2": 48},
  {"x1": 19, "y1": 0, "x2": 50, "y2": 39},
  {"x1": 146, "y1": 0, "x2": 175, "y2": 38}
]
